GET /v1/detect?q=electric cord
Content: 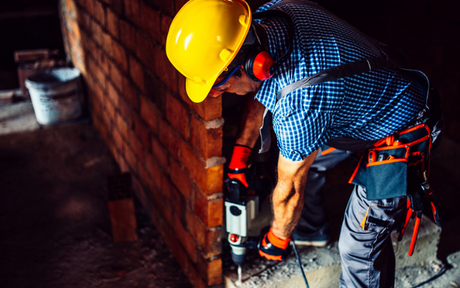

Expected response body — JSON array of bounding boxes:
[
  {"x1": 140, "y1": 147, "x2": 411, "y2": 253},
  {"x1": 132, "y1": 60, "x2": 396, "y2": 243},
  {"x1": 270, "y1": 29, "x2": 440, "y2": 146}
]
[
  {"x1": 291, "y1": 240, "x2": 310, "y2": 288},
  {"x1": 411, "y1": 263, "x2": 451, "y2": 288}
]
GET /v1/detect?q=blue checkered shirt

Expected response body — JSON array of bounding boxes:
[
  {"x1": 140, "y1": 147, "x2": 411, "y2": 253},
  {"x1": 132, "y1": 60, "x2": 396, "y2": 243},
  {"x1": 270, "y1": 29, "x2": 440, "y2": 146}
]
[{"x1": 254, "y1": 0, "x2": 427, "y2": 161}]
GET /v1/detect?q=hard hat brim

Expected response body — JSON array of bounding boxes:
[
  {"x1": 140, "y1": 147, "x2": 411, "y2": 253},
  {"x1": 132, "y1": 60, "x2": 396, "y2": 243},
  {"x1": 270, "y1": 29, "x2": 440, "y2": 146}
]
[{"x1": 185, "y1": 77, "x2": 216, "y2": 103}]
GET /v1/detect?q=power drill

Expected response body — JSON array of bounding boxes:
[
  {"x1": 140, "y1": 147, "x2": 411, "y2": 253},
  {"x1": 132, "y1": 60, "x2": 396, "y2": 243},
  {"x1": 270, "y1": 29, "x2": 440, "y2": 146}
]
[{"x1": 224, "y1": 163, "x2": 270, "y2": 283}]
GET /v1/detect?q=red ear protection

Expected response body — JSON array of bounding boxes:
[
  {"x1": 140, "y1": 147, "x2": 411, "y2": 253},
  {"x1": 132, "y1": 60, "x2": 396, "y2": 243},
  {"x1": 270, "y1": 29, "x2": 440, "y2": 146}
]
[{"x1": 244, "y1": 46, "x2": 275, "y2": 81}]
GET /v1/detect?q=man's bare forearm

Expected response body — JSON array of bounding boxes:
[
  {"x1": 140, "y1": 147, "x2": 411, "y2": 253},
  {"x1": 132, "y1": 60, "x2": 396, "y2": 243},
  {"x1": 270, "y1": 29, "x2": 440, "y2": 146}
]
[
  {"x1": 235, "y1": 94, "x2": 266, "y2": 148},
  {"x1": 271, "y1": 150, "x2": 318, "y2": 239}
]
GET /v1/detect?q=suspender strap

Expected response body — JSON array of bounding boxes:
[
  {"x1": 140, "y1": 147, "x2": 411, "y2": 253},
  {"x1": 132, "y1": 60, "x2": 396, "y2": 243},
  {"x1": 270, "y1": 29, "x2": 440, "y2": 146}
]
[{"x1": 277, "y1": 57, "x2": 393, "y2": 100}]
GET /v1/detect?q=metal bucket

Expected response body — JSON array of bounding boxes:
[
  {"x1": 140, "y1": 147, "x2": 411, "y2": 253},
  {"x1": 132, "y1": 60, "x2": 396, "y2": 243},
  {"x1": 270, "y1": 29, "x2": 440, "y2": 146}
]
[{"x1": 25, "y1": 68, "x2": 83, "y2": 125}]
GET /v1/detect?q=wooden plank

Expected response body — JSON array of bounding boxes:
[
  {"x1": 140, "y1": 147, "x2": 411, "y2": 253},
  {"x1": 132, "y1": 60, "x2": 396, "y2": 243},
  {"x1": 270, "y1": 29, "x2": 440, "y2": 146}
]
[{"x1": 107, "y1": 173, "x2": 138, "y2": 242}]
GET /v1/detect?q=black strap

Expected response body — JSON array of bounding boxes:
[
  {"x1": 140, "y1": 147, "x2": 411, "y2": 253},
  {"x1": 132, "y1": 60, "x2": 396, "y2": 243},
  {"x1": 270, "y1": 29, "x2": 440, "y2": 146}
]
[{"x1": 277, "y1": 57, "x2": 394, "y2": 100}]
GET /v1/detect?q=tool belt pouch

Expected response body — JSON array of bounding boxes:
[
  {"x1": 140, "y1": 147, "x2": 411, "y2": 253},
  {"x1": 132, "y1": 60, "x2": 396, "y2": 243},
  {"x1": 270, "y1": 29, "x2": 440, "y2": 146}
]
[{"x1": 350, "y1": 124, "x2": 432, "y2": 200}]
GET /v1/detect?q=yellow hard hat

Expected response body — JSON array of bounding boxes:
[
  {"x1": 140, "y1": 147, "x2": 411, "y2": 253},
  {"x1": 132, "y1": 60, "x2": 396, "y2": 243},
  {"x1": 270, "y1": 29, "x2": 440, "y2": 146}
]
[{"x1": 166, "y1": 0, "x2": 252, "y2": 103}]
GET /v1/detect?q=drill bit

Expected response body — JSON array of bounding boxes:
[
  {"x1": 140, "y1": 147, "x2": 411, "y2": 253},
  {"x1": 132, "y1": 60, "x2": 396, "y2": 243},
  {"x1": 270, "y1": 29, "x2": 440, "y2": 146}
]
[{"x1": 237, "y1": 265, "x2": 242, "y2": 285}]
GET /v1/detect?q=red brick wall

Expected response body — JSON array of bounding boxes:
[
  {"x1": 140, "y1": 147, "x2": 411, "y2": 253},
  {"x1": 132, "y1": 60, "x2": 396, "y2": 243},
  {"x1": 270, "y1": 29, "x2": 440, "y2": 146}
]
[{"x1": 59, "y1": 0, "x2": 224, "y2": 287}]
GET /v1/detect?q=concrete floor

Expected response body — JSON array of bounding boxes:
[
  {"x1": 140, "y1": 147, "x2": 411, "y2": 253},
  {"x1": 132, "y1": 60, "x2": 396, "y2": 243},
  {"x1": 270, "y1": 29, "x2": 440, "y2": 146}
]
[{"x1": 0, "y1": 100, "x2": 192, "y2": 288}]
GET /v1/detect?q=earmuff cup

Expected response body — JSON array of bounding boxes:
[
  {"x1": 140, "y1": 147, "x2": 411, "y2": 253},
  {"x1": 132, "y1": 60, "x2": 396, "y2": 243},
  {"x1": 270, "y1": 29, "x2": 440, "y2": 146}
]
[{"x1": 244, "y1": 45, "x2": 275, "y2": 82}]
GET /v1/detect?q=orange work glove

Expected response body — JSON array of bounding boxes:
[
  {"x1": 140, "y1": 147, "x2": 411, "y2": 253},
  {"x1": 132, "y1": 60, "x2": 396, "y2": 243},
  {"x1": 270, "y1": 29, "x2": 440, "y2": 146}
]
[
  {"x1": 258, "y1": 228, "x2": 292, "y2": 261},
  {"x1": 228, "y1": 145, "x2": 251, "y2": 187}
]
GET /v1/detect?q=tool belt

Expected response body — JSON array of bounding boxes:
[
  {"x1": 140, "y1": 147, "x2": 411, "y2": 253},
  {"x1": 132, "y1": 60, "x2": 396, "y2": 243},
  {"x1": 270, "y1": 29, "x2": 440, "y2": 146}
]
[{"x1": 348, "y1": 123, "x2": 431, "y2": 200}]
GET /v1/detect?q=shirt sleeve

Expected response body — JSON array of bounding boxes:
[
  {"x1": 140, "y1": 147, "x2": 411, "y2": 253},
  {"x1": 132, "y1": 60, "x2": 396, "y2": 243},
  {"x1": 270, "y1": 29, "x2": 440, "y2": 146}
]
[{"x1": 272, "y1": 93, "x2": 334, "y2": 161}]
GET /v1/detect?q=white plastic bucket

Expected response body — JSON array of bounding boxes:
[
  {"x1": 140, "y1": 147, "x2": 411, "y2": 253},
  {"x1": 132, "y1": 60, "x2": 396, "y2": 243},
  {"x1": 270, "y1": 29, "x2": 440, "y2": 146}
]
[{"x1": 25, "y1": 68, "x2": 83, "y2": 125}]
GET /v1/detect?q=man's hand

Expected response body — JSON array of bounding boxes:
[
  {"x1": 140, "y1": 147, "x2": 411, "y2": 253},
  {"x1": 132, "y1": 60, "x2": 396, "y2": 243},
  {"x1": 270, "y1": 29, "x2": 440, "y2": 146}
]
[
  {"x1": 227, "y1": 145, "x2": 251, "y2": 187},
  {"x1": 258, "y1": 228, "x2": 292, "y2": 261}
]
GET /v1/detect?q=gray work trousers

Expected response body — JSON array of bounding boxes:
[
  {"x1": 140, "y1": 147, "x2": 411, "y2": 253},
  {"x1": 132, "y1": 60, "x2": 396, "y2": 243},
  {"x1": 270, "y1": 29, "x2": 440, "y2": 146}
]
[{"x1": 298, "y1": 148, "x2": 405, "y2": 288}]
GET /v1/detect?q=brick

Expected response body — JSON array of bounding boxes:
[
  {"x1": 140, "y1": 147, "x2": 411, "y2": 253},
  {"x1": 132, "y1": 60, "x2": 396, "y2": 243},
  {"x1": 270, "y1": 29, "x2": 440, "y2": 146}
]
[
  {"x1": 185, "y1": 207, "x2": 203, "y2": 244},
  {"x1": 159, "y1": 118, "x2": 180, "y2": 157},
  {"x1": 80, "y1": 0, "x2": 94, "y2": 15},
  {"x1": 102, "y1": 31, "x2": 113, "y2": 57},
  {"x1": 165, "y1": 94, "x2": 189, "y2": 139},
  {"x1": 98, "y1": 48, "x2": 110, "y2": 76},
  {"x1": 161, "y1": 14, "x2": 172, "y2": 46},
  {"x1": 193, "y1": 94, "x2": 222, "y2": 121},
  {"x1": 159, "y1": 185, "x2": 173, "y2": 226},
  {"x1": 140, "y1": 95, "x2": 159, "y2": 134},
  {"x1": 112, "y1": 40, "x2": 128, "y2": 72},
  {"x1": 154, "y1": 48, "x2": 178, "y2": 92},
  {"x1": 106, "y1": 8, "x2": 119, "y2": 39},
  {"x1": 124, "y1": 0, "x2": 140, "y2": 26},
  {"x1": 144, "y1": 152, "x2": 161, "y2": 187},
  {"x1": 144, "y1": 70, "x2": 167, "y2": 109},
  {"x1": 183, "y1": 260, "x2": 209, "y2": 288},
  {"x1": 173, "y1": 217, "x2": 196, "y2": 262},
  {"x1": 101, "y1": 110, "x2": 112, "y2": 133},
  {"x1": 92, "y1": 79, "x2": 104, "y2": 104},
  {"x1": 118, "y1": 153, "x2": 130, "y2": 173},
  {"x1": 124, "y1": 143, "x2": 138, "y2": 173},
  {"x1": 118, "y1": 96, "x2": 133, "y2": 129},
  {"x1": 190, "y1": 115, "x2": 222, "y2": 159},
  {"x1": 81, "y1": 30, "x2": 95, "y2": 55},
  {"x1": 105, "y1": 94, "x2": 116, "y2": 122},
  {"x1": 129, "y1": 55, "x2": 145, "y2": 91},
  {"x1": 122, "y1": 77, "x2": 138, "y2": 109},
  {"x1": 109, "y1": 60, "x2": 123, "y2": 92},
  {"x1": 133, "y1": 113, "x2": 151, "y2": 149},
  {"x1": 89, "y1": 97, "x2": 101, "y2": 121},
  {"x1": 106, "y1": 80, "x2": 120, "y2": 106},
  {"x1": 196, "y1": 255, "x2": 222, "y2": 286},
  {"x1": 204, "y1": 227, "x2": 222, "y2": 258},
  {"x1": 93, "y1": 0, "x2": 105, "y2": 25},
  {"x1": 129, "y1": 129, "x2": 145, "y2": 161},
  {"x1": 194, "y1": 189, "x2": 223, "y2": 228},
  {"x1": 170, "y1": 157, "x2": 192, "y2": 199},
  {"x1": 161, "y1": 226, "x2": 191, "y2": 277},
  {"x1": 116, "y1": 112, "x2": 129, "y2": 141},
  {"x1": 140, "y1": 2, "x2": 161, "y2": 43},
  {"x1": 76, "y1": 10, "x2": 91, "y2": 32},
  {"x1": 110, "y1": 0, "x2": 123, "y2": 14},
  {"x1": 180, "y1": 142, "x2": 223, "y2": 195},
  {"x1": 136, "y1": 34, "x2": 156, "y2": 73},
  {"x1": 167, "y1": 181, "x2": 186, "y2": 219},
  {"x1": 186, "y1": 207, "x2": 222, "y2": 258},
  {"x1": 120, "y1": 20, "x2": 136, "y2": 54},
  {"x1": 138, "y1": 164, "x2": 156, "y2": 199},
  {"x1": 151, "y1": 136, "x2": 168, "y2": 171},
  {"x1": 112, "y1": 120, "x2": 124, "y2": 152},
  {"x1": 90, "y1": 19, "x2": 103, "y2": 46},
  {"x1": 87, "y1": 57, "x2": 106, "y2": 89}
]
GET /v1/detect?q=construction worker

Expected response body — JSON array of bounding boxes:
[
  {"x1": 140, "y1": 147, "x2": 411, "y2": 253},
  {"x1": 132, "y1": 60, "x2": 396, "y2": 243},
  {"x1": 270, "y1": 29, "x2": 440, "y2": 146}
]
[{"x1": 166, "y1": 0, "x2": 442, "y2": 287}]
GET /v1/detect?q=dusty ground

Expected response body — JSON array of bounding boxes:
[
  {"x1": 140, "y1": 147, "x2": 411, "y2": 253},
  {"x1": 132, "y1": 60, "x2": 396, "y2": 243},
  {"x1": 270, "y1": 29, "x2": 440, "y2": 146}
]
[{"x1": 0, "y1": 102, "x2": 192, "y2": 288}]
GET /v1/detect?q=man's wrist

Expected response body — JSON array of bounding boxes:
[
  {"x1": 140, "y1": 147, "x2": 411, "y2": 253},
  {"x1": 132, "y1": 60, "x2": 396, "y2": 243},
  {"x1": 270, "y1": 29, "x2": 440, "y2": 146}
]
[{"x1": 270, "y1": 226, "x2": 292, "y2": 242}]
